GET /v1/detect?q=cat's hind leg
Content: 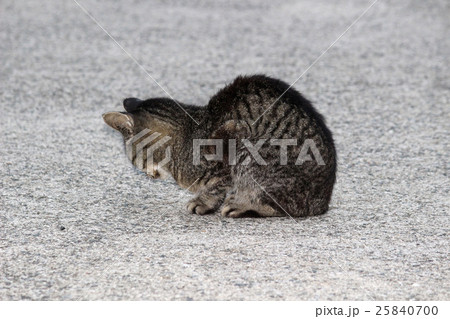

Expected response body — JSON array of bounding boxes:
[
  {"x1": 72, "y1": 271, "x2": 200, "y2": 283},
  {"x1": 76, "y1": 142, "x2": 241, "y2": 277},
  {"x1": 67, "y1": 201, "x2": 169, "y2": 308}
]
[
  {"x1": 187, "y1": 177, "x2": 230, "y2": 215},
  {"x1": 220, "y1": 187, "x2": 285, "y2": 218}
]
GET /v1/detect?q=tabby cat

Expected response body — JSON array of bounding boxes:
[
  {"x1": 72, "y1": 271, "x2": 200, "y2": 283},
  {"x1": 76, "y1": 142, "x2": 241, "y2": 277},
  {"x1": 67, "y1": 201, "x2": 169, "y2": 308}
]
[{"x1": 103, "y1": 75, "x2": 336, "y2": 217}]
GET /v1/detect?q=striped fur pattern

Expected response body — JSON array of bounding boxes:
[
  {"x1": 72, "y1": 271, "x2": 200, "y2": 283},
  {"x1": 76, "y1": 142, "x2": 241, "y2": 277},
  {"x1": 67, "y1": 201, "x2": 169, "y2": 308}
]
[{"x1": 103, "y1": 75, "x2": 336, "y2": 217}]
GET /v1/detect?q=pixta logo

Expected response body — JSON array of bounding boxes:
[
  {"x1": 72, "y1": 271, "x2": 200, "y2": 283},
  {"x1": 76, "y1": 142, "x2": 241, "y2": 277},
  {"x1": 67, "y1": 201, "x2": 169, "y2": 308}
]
[
  {"x1": 193, "y1": 138, "x2": 325, "y2": 166},
  {"x1": 125, "y1": 129, "x2": 171, "y2": 177}
]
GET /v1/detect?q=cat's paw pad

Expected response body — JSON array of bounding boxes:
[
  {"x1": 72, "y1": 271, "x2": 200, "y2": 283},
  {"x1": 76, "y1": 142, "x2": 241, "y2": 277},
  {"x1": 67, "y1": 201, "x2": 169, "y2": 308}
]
[
  {"x1": 186, "y1": 199, "x2": 214, "y2": 215},
  {"x1": 220, "y1": 205, "x2": 260, "y2": 218}
]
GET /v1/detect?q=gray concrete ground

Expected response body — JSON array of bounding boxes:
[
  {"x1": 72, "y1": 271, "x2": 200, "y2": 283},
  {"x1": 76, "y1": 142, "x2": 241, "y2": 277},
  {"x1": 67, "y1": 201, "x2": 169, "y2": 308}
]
[{"x1": 0, "y1": 0, "x2": 449, "y2": 300}]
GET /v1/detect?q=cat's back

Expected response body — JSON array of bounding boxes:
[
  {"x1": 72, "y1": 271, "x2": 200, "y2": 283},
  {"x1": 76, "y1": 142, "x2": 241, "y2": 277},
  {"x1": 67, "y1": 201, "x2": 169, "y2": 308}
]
[
  {"x1": 207, "y1": 75, "x2": 289, "y2": 112},
  {"x1": 207, "y1": 75, "x2": 322, "y2": 120},
  {"x1": 206, "y1": 75, "x2": 332, "y2": 143}
]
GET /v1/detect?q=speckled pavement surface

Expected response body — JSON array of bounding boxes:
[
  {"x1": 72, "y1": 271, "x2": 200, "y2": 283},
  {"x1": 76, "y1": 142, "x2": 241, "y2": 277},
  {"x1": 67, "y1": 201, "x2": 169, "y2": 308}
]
[{"x1": 0, "y1": 0, "x2": 449, "y2": 300}]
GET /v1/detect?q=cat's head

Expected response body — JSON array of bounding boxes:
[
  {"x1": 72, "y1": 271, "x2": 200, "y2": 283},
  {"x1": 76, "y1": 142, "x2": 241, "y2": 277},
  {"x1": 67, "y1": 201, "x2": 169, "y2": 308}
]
[{"x1": 103, "y1": 98, "x2": 179, "y2": 179}]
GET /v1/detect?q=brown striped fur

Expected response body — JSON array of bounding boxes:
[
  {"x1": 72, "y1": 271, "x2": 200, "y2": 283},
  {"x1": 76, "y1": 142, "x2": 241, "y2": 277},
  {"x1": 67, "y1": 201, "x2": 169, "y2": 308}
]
[{"x1": 103, "y1": 75, "x2": 336, "y2": 217}]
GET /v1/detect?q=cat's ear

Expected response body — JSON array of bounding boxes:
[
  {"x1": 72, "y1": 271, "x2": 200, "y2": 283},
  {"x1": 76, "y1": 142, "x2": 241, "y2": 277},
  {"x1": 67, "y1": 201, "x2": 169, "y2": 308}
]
[
  {"x1": 123, "y1": 97, "x2": 143, "y2": 112},
  {"x1": 102, "y1": 112, "x2": 134, "y2": 134}
]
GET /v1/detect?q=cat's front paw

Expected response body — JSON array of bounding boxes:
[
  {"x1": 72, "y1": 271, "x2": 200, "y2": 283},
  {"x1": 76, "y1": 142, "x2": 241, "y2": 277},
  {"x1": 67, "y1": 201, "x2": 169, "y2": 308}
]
[{"x1": 186, "y1": 199, "x2": 215, "y2": 215}]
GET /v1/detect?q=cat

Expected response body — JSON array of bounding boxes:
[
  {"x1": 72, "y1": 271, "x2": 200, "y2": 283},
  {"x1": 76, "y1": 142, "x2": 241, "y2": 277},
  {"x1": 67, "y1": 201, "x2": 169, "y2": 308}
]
[{"x1": 103, "y1": 75, "x2": 336, "y2": 217}]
